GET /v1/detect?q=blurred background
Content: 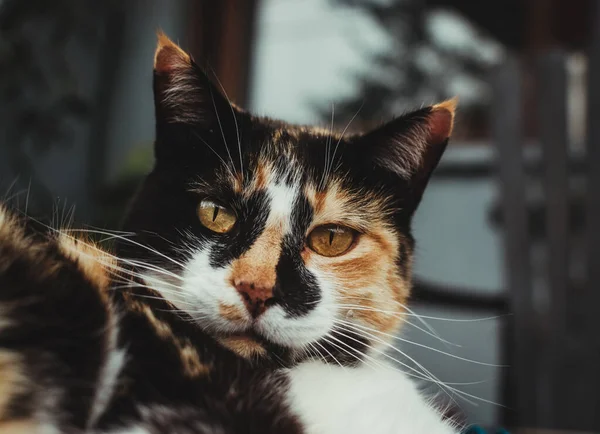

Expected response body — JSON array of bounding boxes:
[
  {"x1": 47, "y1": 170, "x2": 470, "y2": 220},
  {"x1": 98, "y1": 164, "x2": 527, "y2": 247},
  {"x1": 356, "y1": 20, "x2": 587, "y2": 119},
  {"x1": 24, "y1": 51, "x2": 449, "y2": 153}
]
[{"x1": 0, "y1": 0, "x2": 598, "y2": 431}]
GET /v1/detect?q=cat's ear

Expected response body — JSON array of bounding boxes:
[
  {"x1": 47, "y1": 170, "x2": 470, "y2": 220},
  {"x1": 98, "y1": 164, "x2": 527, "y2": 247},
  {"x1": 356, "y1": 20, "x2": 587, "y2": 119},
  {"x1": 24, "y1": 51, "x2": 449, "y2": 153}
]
[
  {"x1": 359, "y1": 98, "x2": 457, "y2": 212},
  {"x1": 153, "y1": 31, "x2": 232, "y2": 128}
]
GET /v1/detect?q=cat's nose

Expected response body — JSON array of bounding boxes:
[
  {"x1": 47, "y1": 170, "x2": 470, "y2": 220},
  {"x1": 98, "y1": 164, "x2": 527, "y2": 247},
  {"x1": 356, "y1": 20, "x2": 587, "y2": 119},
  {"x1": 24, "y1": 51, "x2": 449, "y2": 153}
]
[{"x1": 234, "y1": 281, "x2": 275, "y2": 318}]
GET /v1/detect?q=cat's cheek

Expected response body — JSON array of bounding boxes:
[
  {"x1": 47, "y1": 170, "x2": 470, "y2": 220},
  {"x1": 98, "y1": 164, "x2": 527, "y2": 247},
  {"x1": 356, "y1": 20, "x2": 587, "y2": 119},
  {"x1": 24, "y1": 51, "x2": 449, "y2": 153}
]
[{"x1": 173, "y1": 248, "x2": 251, "y2": 333}]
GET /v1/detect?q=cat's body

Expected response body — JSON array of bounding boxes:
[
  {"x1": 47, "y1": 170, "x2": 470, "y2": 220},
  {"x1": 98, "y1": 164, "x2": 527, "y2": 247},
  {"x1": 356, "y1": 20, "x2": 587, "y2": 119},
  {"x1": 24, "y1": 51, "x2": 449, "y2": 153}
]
[
  {"x1": 0, "y1": 33, "x2": 460, "y2": 433},
  {"x1": 0, "y1": 206, "x2": 456, "y2": 434}
]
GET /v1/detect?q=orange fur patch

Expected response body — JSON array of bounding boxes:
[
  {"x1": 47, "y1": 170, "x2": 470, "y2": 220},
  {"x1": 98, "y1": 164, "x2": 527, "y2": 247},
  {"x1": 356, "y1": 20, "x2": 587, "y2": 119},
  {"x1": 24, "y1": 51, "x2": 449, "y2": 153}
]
[
  {"x1": 0, "y1": 207, "x2": 59, "y2": 279},
  {"x1": 302, "y1": 183, "x2": 410, "y2": 336},
  {"x1": 141, "y1": 305, "x2": 173, "y2": 339},
  {"x1": 229, "y1": 225, "x2": 282, "y2": 290},
  {"x1": 219, "y1": 335, "x2": 267, "y2": 360},
  {"x1": 0, "y1": 420, "x2": 41, "y2": 434},
  {"x1": 250, "y1": 159, "x2": 272, "y2": 192},
  {"x1": 0, "y1": 351, "x2": 26, "y2": 420},
  {"x1": 180, "y1": 344, "x2": 211, "y2": 377},
  {"x1": 138, "y1": 304, "x2": 210, "y2": 377},
  {"x1": 57, "y1": 234, "x2": 115, "y2": 293},
  {"x1": 304, "y1": 180, "x2": 392, "y2": 233},
  {"x1": 219, "y1": 302, "x2": 247, "y2": 322}
]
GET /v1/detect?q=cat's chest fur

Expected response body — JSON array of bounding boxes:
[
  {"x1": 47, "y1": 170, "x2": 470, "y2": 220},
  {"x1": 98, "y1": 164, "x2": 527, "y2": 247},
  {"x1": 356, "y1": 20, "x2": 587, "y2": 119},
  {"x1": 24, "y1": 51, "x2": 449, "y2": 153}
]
[{"x1": 286, "y1": 360, "x2": 457, "y2": 434}]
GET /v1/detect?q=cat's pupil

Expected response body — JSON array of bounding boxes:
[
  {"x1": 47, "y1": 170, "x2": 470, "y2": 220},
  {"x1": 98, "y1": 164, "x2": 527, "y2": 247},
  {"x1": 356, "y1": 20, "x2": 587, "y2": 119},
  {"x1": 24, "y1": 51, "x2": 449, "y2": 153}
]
[
  {"x1": 212, "y1": 207, "x2": 219, "y2": 222},
  {"x1": 329, "y1": 231, "x2": 334, "y2": 245}
]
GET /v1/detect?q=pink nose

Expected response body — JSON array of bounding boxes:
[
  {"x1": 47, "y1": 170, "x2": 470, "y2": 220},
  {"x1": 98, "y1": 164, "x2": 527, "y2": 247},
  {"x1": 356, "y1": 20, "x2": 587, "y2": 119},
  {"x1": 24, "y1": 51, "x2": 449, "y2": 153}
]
[{"x1": 235, "y1": 281, "x2": 275, "y2": 318}]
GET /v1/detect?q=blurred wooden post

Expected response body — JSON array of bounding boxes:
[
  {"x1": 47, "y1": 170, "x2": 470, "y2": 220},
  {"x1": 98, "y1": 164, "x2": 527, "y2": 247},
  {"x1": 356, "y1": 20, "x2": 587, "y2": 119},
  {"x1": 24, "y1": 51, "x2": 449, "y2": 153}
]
[
  {"x1": 582, "y1": 0, "x2": 600, "y2": 429},
  {"x1": 187, "y1": 0, "x2": 258, "y2": 107},
  {"x1": 492, "y1": 57, "x2": 536, "y2": 428},
  {"x1": 536, "y1": 51, "x2": 569, "y2": 428}
]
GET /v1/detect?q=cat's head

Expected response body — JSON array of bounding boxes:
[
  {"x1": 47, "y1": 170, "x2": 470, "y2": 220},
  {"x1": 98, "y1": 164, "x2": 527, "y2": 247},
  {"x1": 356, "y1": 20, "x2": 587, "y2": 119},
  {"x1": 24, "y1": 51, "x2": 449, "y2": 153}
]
[{"x1": 120, "y1": 33, "x2": 455, "y2": 362}]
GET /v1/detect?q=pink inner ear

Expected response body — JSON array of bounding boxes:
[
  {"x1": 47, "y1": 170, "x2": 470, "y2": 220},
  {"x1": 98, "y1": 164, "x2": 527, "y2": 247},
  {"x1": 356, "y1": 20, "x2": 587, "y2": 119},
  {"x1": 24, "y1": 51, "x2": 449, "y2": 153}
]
[{"x1": 427, "y1": 100, "x2": 456, "y2": 145}]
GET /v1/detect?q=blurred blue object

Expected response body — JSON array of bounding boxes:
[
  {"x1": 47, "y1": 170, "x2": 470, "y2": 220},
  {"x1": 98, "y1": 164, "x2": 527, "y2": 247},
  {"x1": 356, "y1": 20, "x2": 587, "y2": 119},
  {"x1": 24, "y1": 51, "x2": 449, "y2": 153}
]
[{"x1": 463, "y1": 426, "x2": 510, "y2": 434}]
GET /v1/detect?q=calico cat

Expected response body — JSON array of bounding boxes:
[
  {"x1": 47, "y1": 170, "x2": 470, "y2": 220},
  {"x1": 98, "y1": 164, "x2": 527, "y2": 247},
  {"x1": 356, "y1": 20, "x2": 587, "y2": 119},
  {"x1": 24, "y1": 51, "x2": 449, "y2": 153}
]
[{"x1": 0, "y1": 33, "x2": 460, "y2": 433}]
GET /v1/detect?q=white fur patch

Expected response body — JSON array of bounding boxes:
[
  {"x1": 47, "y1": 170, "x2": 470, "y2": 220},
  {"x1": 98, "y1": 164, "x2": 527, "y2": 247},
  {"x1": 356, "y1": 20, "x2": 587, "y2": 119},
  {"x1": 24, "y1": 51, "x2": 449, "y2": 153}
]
[
  {"x1": 102, "y1": 426, "x2": 151, "y2": 434},
  {"x1": 88, "y1": 306, "x2": 126, "y2": 428},
  {"x1": 265, "y1": 181, "x2": 298, "y2": 233},
  {"x1": 0, "y1": 305, "x2": 12, "y2": 331},
  {"x1": 144, "y1": 243, "x2": 251, "y2": 335},
  {"x1": 287, "y1": 360, "x2": 458, "y2": 434}
]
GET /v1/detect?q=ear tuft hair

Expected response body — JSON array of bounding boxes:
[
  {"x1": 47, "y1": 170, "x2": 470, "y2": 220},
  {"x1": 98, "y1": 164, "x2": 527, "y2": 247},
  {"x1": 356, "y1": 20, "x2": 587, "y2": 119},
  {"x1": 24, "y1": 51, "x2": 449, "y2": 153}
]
[
  {"x1": 153, "y1": 32, "x2": 233, "y2": 127},
  {"x1": 429, "y1": 97, "x2": 457, "y2": 144},
  {"x1": 154, "y1": 31, "x2": 191, "y2": 74},
  {"x1": 357, "y1": 97, "x2": 457, "y2": 213}
]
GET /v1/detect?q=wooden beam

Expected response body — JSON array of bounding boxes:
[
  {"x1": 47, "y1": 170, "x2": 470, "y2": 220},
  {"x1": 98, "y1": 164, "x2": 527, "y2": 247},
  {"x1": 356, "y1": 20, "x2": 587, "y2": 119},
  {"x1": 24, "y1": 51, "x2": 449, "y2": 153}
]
[
  {"x1": 536, "y1": 51, "x2": 569, "y2": 428},
  {"x1": 187, "y1": 0, "x2": 258, "y2": 107},
  {"x1": 581, "y1": 0, "x2": 600, "y2": 429},
  {"x1": 492, "y1": 57, "x2": 535, "y2": 428}
]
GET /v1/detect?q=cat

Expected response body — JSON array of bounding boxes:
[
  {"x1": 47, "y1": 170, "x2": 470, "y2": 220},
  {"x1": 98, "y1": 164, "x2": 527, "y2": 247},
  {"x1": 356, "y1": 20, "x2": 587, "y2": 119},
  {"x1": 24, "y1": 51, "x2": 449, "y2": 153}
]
[{"x1": 0, "y1": 32, "x2": 460, "y2": 433}]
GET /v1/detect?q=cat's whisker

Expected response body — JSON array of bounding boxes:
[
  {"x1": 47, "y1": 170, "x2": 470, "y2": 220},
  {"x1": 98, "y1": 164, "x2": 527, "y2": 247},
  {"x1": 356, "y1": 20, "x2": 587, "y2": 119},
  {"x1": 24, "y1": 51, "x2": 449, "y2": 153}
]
[
  {"x1": 330, "y1": 324, "x2": 452, "y2": 387},
  {"x1": 55, "y1": 232, "x2": 187, "y2": 286},
  {"x1": 209, "y1": 69, "x2": 244, "y2": 180},
  {"x1": 337, "y1": 303, "x2": 506, "y2": 323},
  {"x1": 191, "y1": 131, "x2": 237, "y2": 180},
  {"x1": 2, "y1": 176, "x2": 20, "y2": 202},
  {"x1": 320, "y1": 103, "x2": 335, "y2": 189},
  {"x1": 107, "y1": 278, "x2": 188, "y2": 300},
  {"x1": 60, "y1": 228, "x2": 190, "y2": 272},
  {"x1": 111, "y1": 288, "x2": 195, "y2": 308},
  {"x1": 332, "y1": 326, "x2": 506, "y2": 408},
  {"x1": 302, "y1": 342, "x2": 322, "y2": 365},
  {"x1": 336, "y1": 294, "x2": 459, "y2": 346},
  {"x1": 338, "y1": 297, "x2": 459, "y2": 347},
  {"x1": 330, "y1": 324, "x2": 484, "y2": 388},
  {"x1": 336, "y1": 318, "x2": 505, "y2": 368},
  {"x1": 403, "y1": 318, "x2": 461, "y2": 348},
  {"x1": 320, "y1": 335, "x2": 381, "y2": 373},
  {"x1": 329, "y1": 101, "x2": 364, "y2": 181},
  {"x1": 330, "y1": 323, "x2": 470, "y2": 407},
  {"x1": 138, "y1": 229, "x2": 180, "y2": 247},
  {"x1": 209, "y1": 86, "x2": 236, "y2": 174},
  {"x1": 307, "y1": 342, "x2": 326, "y2": 365},
  {"x1": 313, "y1": 339, "x2": 345, "y2": 371},
  {"x1": 83, "y1": 225, "x2": 136, "y2": 236}
]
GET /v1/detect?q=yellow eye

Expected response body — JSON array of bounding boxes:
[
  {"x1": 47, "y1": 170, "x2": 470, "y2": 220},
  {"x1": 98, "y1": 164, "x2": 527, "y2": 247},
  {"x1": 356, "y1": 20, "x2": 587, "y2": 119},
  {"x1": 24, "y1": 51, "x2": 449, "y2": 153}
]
[
  {"x1": 197, "y1": 200, "x2": 237, "y2": 234},
  {"x1": 307, "y1": 224, "x2": 356, "y2": 257}
]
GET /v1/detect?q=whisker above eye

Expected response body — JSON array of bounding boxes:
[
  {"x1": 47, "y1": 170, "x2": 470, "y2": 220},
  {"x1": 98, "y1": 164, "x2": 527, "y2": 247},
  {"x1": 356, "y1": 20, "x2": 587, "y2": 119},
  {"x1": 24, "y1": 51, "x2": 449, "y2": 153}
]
[
  {"x1": 191, "y1": 130, "x2": 237, "y2": 180},
  {"x1": 329, "y1": 101, "x2": 364, "y2": 181},
  {"x1": 209, "y1": 85, "x2": 236, "y2": 175},
  {"x1": 209, "y1": 69, "x2": 243, "y2": 180}
]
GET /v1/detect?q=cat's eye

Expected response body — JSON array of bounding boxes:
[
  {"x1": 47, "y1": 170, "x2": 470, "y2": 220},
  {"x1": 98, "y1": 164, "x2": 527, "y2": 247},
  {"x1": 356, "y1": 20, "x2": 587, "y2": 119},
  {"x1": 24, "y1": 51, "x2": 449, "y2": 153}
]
[
  {"x1": 307, "y1": 224, "x2": 356, "y2": 257},
  {"x1": 197, "y1": 200, "x2": 237, "y2": 234}
]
